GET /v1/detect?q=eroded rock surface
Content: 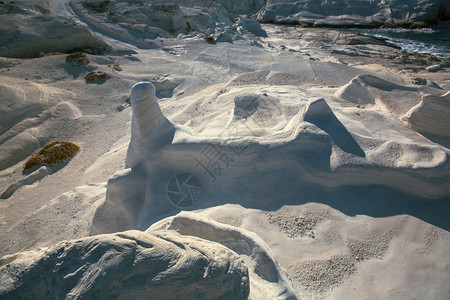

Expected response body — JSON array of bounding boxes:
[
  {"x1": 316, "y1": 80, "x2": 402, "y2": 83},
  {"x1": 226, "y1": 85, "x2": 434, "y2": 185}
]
[{"x1": 0, "y1": 230, "x2": 249, "y2": 300}]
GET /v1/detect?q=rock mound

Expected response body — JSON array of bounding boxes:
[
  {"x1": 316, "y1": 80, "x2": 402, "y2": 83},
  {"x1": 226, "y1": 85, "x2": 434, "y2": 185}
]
[
  {"x1": 0, "y1": 77, "x2": 81, "y2": 170},
  {"x1": 335, "y1": 74, "x2": 442, "y2": 116},
  {"x1": 0, "y1": 2, "x2": 108, "y2": 58},
  {"x1": 303, "y1": 98, "x2": 365, "y2": 157},
  {"x1": 69, "y1": 0, "x2": 269, "y2": 46},
  {"x1": 257, "y1": 0, "x2": 450, "y2": 27},
  {"x1": 0, "y1": 230, "x2": 249, "y2": 300},
  {"x1": 150, "y1": 212, "x2": 299, "y2": 300},
  {"x1": 403, "y1": 91, "x2": 450, "y2": 137}
]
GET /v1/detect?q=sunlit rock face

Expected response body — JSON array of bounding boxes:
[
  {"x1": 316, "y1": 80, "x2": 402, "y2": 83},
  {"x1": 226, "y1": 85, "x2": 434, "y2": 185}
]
[
  {"x1": 0, "y1": 77, "x2": 82, "y2": 170},
  {"x1": 0, "y1": 229, "x2": 250, "y2": 300},
  {"x1": 403, "y1": 91, "x2": 450, "y2": 137},
  {"x1": 92, "y1": 73, "x2": 449, "y2": 236},
  {"x1": 68, "y1": 0, "x2": 450, "y2": 45}
]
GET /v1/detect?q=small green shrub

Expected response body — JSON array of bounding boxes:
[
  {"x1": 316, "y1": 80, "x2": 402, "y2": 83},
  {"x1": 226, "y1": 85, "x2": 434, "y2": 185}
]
[{"x1": 24, "y1": 141, "x2": 80, "y2": 170}]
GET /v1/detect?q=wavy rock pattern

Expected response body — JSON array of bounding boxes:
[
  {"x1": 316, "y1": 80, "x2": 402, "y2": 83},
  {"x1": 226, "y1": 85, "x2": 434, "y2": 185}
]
[
  {"x1": 150, "y1": 211, "x2": 300, "y2": 300},
  {"x1": 0, "y1": 230, "x2": 249, "y2": 300}
]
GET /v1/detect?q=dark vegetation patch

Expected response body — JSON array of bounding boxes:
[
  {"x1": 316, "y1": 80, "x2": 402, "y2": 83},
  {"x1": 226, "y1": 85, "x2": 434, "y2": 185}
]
[
  {"x1": 84, "y1": 71, "x2": 109, "y2": 82},
  {"x1": 24, "y1": 141, "x2": 80, "y2": 170}
]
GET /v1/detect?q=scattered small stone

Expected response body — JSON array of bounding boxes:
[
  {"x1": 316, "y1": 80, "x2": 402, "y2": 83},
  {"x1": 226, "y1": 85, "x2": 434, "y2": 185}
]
[
  {"x1": 307, "y1": 230, "x2": 315, "y2": 238},
  {"x1": 117, "y1": 103, "x2": 130, "y2": 111},
  {"x1": 346, "y1": 217, "x2": 406, "y2": 261},
  {"x1": 289, "y1": 255, "x2": 356, "y2": 293},
  {"x1": 426, "y1": 64, "x2": 441, "y2": 72},
  {"x1": 412, "y1": 77, "x2": 427, "y2": 85},
  {"x1": 112, "y1": 64, "x2": 122, "y2": 71}
]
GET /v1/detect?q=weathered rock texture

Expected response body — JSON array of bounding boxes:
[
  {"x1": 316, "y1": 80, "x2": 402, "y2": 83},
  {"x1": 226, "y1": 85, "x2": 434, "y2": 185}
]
[{"x1": 0, "y1": 230, "x2": 249, "y2": 299}]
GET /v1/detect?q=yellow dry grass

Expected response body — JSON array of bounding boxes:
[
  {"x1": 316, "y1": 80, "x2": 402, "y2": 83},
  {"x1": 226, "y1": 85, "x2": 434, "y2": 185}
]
[
  {"x1": 66, "y1": 52, "x2": 91, "y2": 66},
  {"x1": 84, "y1": 71, "x2": 108, "y2": 82},
  {"x1": 24, "y1": 141, "x2": 80, "y2": 170},
  {"x1": 204, "y1": 36, "x2": 215, "y2": 44}
]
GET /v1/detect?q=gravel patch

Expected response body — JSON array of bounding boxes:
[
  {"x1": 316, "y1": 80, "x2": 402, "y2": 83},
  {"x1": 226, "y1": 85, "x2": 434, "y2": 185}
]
[
  {"x1": 289, "y1": 255, "x2": 356, "y2": 293},
  {"x1": 266, "y1": 207, "x2": 331, "y2": 238}
]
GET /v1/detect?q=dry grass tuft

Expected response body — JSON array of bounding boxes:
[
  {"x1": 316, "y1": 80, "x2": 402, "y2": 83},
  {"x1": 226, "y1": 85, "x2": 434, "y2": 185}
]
[
  {"x1": 84, "y1": 71, "x2": 109, "y2": 82},
  {"x1": 204, "y1": 36, "x2": 215, "y2": 44},
  {"x1": 39, "y1": 52, "x2": 66, "y2": 57},
  {"x1": 66, "y1": 52, "x2": 91, "y2": 67},
  {"x1": 24, "y1": 141, "x2": 80, "y2": 170}
]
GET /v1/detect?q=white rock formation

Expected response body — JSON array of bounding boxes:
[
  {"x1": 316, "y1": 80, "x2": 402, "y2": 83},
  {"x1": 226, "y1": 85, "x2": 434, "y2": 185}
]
[
  {"x1": 257, "y1": 0, "x2": 450, "y2": 26},
  {"x1": 403, "y1": 91, "x2": 450, "y2": 137},
  {"x1": 0, "y1": 2, "x2": 107, "y2": 58},
  {"x1": 126, "y1": 82, "x2": 175, "y2": 169},
  {"x1": 0, "y1": 76, "x2": 81, "y2": 170},
  {"x1": 92, "y1": 75, "x2": 449, "y2": 235},
  {"x1": 150, "y1": 211, "x2": 299, "y2": 300},
  {"x1": 335, "y1": 74, "x2": 440, "y2": 115},
  {"x1": 67, "y1": 0, "x2": 450, "y2": 46},
  {"x1": 1, "y1": 166, "x2": 48, "y2": 199},
  {"x1": 0, "y1": 229, "x2": 250, "y2": 299}
]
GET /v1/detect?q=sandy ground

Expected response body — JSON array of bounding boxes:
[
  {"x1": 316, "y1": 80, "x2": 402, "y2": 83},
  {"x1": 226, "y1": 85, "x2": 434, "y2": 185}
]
[{"x1": 0, "y1": 1, "x2": 449, "y2": 299}]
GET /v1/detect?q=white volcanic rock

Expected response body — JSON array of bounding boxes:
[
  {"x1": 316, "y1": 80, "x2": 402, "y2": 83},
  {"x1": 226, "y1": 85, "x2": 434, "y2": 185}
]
[
  {"x1": 0, "y1": 3, "x2": 449, "y2": 299},
  {"x1": 237, "y1": 18, "x2": 268, "y2": 37},
  {"x1": 0, "y1": 76, "x2": 63, "y2": 135},
  {"x1": 150, "y1": 211, "x2": 299, "y2": 300},
  {"x1": 335, "y1": 74, "x2": 442, "y2": 115},
  {"x1": 257, "y1": 0, "x2": 450, "y2": 26},
  {"x1": 0, "y1": 76, "x2": 81, "y2": 170},
  {"x1": 302, "y1": 98, "x2": 365, "y2": 157},
  {"x1": 92, "y1": 75, "x2": 449, "y2": 235},
  {"x1": 126, "y1": 82, "x2": 175, "y2": 169},
  {"x1": 69, "y1": 0, "x2": 269, "y2": 44},
  {"x1": 0, "y1": 184, "x2": 107, "y2": 257},
  {"x1": 68, "y1": 0, "x2": 450, "y2": 47},
  {"x1": 426, "y1": 64, "x2": 442, "y2": 72},
  {"x1": 0, "y1": 229, "x2": 249, "y2": 300},
  {"x1": 1, "y1": 166, "x2": 48, "y2": 199},
  {"x1": 0, "y1": 2, "x2": 108, "y2": 58},
  {"x1": 71, "y1": 0, "x2": 234, "y2": 40},
  {"x1": 71, "y1": 0, "x2": 450, "y2": 30},
  {"x1": 403, "y1": 91, "x2": 450, "y2": 137}
]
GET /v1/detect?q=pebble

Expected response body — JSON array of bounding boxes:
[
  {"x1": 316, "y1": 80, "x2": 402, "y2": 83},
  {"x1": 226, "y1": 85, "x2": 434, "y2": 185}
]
[{"x1": 426, "y1": 64, "x2": 441, "y2": 72}]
